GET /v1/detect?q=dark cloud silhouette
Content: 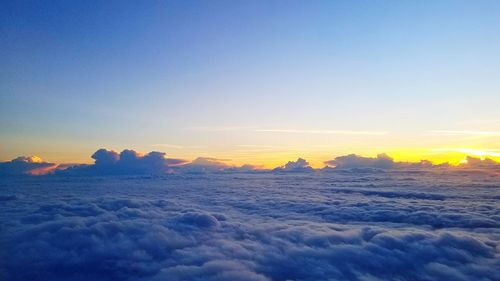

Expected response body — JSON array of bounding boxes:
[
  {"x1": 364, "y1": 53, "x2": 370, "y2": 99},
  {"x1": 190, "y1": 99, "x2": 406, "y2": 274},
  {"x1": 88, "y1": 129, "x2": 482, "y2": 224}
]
[
  {"x1": 61, "y1": 149, "x2": 187, "y2": 175},
  {"x1": 91, "y1": 148, "x2": 119, "y2": 165},
  {"x1": 274, "y1": 158, "x2": 313, "y2": 172},
  {"x1": 0, "y1": 156, "x2": 57, "y2": 176}
]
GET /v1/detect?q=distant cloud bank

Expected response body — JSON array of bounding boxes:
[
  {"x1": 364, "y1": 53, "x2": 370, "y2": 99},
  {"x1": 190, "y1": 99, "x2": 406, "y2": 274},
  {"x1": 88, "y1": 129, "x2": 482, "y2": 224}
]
[
  {"x1": 325, "y1": 153, "x2": 395, "y2": 169},
  {"x1": 1, "y1": 148, "x2": 499, "y2": 176},
  {"x1": 0, "y1": 156, "x2": 57, "y2": 176},
  {"x1": 324, "y1": 153, "x2": 453, "y2": 171}
]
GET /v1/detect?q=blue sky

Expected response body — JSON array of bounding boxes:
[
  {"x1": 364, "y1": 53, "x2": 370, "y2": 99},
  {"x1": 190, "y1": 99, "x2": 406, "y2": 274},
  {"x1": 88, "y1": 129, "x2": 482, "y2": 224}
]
[{"x1": 1, "y1": 0, "x2": 499, "y2": 166}]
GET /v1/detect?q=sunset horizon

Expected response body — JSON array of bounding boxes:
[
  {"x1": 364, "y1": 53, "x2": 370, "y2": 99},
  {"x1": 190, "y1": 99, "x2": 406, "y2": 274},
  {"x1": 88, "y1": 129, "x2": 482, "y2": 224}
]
[
  {"x1": 3, "y1": 146, "x2": 500, "y2": 173},
  {"x1": 1, "y1": 1, "x2": 499, "y2": 280}
]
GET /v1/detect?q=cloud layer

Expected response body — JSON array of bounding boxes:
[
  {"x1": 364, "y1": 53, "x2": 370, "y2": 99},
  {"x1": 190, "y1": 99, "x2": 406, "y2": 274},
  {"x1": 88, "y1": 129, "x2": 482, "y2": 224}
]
[{"x1": 1, "y1": 172, "x2": 498, "y2": 280}]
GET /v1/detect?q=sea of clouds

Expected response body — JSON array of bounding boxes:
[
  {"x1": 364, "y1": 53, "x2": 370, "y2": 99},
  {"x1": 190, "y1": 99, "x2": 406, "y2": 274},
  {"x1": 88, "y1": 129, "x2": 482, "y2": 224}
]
[{"x1": 1, "y1": 170, "x2": 499, "y2": 281}]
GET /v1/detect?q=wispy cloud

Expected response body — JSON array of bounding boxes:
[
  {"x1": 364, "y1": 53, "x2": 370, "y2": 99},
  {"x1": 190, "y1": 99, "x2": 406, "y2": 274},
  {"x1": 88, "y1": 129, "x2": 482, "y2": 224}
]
[
  {"x1": 459, "y1": 119, "x2": 500, "y2": 126},
  {"x1": 255, "y1": 129, "x2": 388, "y2": 136},
  {"x1": 188, "y1": 126, "x2": 388, "y2": 135},
  {"x1": 151, "y1": 144, "x2": 203, "y2": 149},
  {"x1": 430, "y1": 148, "x2": 500, "y2": 157},
  {"x1": 428, "y1": 130, "x2": 500, "y2": 136},
  {"x1": 188, "y1": 126, "x2": 257, "y2": 132},
  {"x1": 151, "y1": 144, "x2": 184, "y2": 149},
  {"x1": 235, "y1": 144, "x2": 276, "y2": 148}
]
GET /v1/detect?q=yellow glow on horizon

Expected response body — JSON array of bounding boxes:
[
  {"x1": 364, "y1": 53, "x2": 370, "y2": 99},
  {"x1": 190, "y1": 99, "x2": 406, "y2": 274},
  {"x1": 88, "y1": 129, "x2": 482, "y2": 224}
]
[
  {"x1": 430, "y1": 148, "x2": 500, "y2": 160},
  {"x1": 3, "y1": 143, "x2": 500, "y2": 170},
  {"x1": 217, "y1": 147, "x2": 500, "y2": 169}
]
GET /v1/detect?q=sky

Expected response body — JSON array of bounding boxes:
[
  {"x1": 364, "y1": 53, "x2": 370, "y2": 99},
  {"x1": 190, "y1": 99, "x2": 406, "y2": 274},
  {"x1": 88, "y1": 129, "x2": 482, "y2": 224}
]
[{"x1": 1, "y1": 0, "x2": 500, "y2": 168}]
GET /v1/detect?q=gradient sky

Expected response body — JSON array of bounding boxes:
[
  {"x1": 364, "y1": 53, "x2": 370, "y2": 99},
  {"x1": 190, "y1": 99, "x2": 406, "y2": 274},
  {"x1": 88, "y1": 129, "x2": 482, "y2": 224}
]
[{"x1": 1, "y1": 0, "x2": 499, "y2": 168}]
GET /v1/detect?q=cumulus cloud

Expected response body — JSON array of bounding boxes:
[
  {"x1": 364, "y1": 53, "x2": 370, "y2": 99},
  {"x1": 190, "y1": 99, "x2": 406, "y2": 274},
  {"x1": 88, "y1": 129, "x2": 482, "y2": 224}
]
[
  {"x1": 323, "y1": 153, "x2": 466, "y2": 171},
  {"x1": 5, "y1": 149, "x2": 500, "y2": 177},
  {"x1": 61, "y1": 149, "x2": 187, "y2": 175},
  {"x1": 325, "y1": 153, "x2": 395, "y2": 170},
  {"x1": 0, "y1": 156, "x2": 57, "y2": 176},
  {"x1": 91, "y1": 148, "x2": 119, "y2": 165},
  {"x1": 273, "y1": 158, "x2": 314, "y2": 172},
  {"x1": 1, "y1": 171, "x2": 499, "y2": 280},
  {"x1": 458, "y1": 156, "x2": 500, "y2": 170},
  {"x1": 49, "y1": 149, "x2": 262, "y2": 175}
]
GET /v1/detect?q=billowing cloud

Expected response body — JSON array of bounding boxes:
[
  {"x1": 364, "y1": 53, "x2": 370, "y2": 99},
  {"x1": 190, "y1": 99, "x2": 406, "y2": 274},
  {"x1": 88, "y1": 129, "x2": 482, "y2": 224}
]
[
  {"x1": 92, "y1": 148, "x2": 119, "y2": 165},
  {"x1": 55, "y1": 150, "x2": 262, "y2": 175},
  {"x1": 0, "y1": 156, "x2": 57, "y2": 176},
  {"x1": 61, "y1": 149, "x2": 187, "y2": 175},
  {"x1": 274, "y1": 158, "x2": 313, "y2": 172}
]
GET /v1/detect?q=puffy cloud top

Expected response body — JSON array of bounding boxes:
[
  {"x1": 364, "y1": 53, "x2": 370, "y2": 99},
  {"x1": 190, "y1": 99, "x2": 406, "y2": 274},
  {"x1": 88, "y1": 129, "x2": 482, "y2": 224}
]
[
  {"x1": 91, "y1": 149, "x2": 119, "y2": 165},
  {"x1": 62, "y1": 149, "x2": 187, "y2": 175},
  {"x1": 0, "y1": 156, "x2": 57, "y2": 176},
  {"x1": 274, "y1": 158, "x2": 313, "y2": 172}
]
